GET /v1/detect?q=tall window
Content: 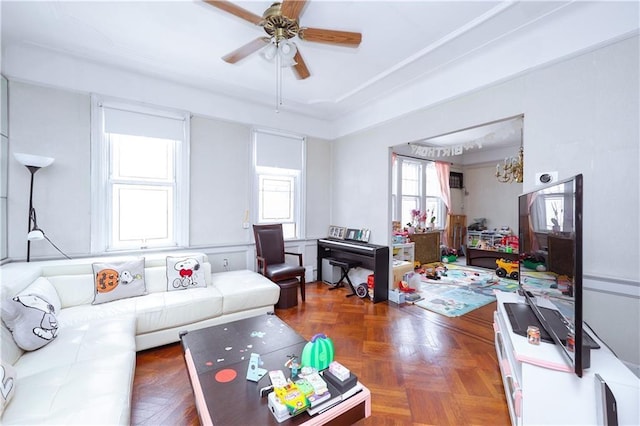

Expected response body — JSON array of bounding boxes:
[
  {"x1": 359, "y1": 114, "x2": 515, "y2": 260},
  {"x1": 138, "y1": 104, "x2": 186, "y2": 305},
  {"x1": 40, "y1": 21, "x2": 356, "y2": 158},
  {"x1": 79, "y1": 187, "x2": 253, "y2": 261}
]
[
  {"x1": 252, "y1": 129, "x2": 305, "y2": 240},
  {"x1": 392, "y1": 155, "x2": 446, "y2": 228},
  {"x1": 91, "y1": 97, "x2": 190, "y2": 252}
]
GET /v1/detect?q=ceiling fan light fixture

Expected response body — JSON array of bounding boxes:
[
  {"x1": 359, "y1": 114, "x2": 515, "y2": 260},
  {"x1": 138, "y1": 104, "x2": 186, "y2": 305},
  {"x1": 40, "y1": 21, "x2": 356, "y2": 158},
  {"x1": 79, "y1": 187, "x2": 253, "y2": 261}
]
[
  {"x1": 261, "y1": 42, "x2": 278, "y2": 61},
  {"x1": 278, "y1": 40, "x2": 297, "y2": 59}
]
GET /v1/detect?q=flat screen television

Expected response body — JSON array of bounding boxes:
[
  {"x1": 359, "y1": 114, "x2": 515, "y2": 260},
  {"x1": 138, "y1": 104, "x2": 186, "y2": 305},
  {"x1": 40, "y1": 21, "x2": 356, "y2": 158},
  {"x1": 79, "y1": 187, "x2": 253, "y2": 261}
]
[{"x1": 504, "y1": 173, "x2": 597, "y2": 378}]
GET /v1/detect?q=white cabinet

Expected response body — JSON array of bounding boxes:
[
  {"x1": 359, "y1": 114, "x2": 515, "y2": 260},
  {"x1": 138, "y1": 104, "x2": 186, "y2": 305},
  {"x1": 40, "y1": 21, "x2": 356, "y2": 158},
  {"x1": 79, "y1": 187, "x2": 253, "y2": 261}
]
[
  {"x1": 494, "y1": 292, "x2": 639, "y2": 425},
  {"x1": 392, "y1": 242, "x2": 414, "y2": 264}
]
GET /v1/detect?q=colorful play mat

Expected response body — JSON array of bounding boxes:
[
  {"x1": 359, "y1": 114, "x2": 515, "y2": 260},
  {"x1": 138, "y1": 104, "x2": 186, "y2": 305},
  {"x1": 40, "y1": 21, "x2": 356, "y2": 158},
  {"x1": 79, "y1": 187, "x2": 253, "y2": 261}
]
[{"x1": 402, "y1": 262, "x2": 555, "y2": 317}]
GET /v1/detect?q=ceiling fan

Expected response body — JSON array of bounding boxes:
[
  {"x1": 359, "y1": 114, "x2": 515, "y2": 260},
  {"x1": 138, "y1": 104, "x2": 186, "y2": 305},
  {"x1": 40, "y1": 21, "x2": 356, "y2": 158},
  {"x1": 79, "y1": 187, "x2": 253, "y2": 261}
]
[{"x1": 204, "y1": 0, "x2": 362, "y2": 80}]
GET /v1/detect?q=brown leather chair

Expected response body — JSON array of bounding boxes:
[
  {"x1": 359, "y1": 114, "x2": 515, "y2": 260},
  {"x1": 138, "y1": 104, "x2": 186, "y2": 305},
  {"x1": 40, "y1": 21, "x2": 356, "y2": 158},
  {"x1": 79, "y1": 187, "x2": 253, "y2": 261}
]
[{"x1": 253, "y1": 224, "x2": 305, "y2": 305}]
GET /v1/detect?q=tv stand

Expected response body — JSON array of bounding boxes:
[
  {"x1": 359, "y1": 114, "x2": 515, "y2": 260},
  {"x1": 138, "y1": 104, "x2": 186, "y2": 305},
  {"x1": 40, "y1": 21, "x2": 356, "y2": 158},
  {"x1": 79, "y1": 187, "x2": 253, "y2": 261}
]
[{"x1": 494, "y1": 291, "x2": 639, "y2": 425}]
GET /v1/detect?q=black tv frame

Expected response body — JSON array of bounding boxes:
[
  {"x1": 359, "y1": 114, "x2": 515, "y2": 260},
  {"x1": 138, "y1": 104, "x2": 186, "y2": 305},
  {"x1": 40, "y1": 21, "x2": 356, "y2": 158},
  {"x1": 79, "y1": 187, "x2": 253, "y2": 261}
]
[{"x1": 515, "y1": 173, "x2": 586, "y2": 377}]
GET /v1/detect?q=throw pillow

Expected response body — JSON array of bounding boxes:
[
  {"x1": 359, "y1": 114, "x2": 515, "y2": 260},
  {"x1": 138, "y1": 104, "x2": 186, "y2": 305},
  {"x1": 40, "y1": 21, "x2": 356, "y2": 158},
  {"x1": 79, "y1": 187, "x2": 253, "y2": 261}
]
[
  {"x1": 1, "y1": 295, "x2": 59, "y2": 351},
  {"x1": 0, "y1": 361, "x2": 16, "y2": 415},
  {"x1": 166, "y1": 255, "x2": 207, "y2": 291},
  {"x1": 92, "y1": 258, "x2": 146, "y2": 304},
  {"x1": 18, "y1": 277, "x2": 62, "y2": 314}
]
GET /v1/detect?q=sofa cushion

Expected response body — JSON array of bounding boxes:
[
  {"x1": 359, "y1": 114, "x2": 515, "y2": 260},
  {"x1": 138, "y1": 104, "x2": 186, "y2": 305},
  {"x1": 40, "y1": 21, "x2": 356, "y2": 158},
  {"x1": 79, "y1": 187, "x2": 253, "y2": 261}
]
[
  {"x1": 1, "y1": 295, "x2": 59, "y2": 351},
  {"x1": 17, "y1": 277, "x2": 62, "y2": 314},
  {"x1": 5, "y1": 353, "x2": 135, "y2": 425},
  {"x1": 14, "y1": 314, "x2": 136, "y2": 379},
  {"x1": 211, "y1": 270, "x2": 280, "y2": 315},
  {"x1": 0, "y1": 361, "x2": 16, "y2": 416},
  {"x1": 1, "y1": 325, "x2": 23, "y2": 367},
  {"x1": 92, "y1": 258, "x2": 146, "y2": 304},
  {"x1": 1, "y1": 315, "x2": 136, "y2": 425},
  {"x1": 166, "y1": 255, "x2": 207, "y2": 291},
  {"x1": 58, "y1": 287, "x2": 224, "y2": 336}
]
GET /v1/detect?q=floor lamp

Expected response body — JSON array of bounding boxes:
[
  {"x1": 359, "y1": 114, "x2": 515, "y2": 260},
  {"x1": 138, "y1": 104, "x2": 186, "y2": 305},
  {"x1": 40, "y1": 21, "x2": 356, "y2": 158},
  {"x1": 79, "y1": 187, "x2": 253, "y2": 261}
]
[{"x1": 14, "y1": 152, "x2": 55, "y2": 262}]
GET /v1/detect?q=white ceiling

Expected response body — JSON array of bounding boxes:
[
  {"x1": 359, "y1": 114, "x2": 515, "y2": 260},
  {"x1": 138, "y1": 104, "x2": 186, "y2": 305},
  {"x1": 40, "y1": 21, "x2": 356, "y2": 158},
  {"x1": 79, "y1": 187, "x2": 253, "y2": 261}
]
[{"x1": 1, "y1": 1, "x2": 638, "y2": 140}]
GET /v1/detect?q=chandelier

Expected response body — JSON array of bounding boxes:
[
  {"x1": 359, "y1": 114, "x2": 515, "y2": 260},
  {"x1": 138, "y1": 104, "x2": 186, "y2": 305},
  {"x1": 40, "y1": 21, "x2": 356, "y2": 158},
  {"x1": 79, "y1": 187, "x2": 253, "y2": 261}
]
[{"x1": 496, "y1": 145, "x2": 523, "y2": 183}]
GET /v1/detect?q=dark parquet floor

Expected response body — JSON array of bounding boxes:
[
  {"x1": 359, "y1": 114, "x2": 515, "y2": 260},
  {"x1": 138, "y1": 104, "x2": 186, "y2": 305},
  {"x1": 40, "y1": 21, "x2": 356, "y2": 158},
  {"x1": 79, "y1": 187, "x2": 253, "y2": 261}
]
[{"x1": 132, "y1": 280, "x2": 510, "y2": 425}]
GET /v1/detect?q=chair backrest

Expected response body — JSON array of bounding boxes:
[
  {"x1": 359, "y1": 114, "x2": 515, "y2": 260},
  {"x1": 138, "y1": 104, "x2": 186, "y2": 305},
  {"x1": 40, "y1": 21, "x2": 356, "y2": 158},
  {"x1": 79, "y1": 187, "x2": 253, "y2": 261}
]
[{"x1": 253, "y1": 224, "x2": 286, "y2": 265}]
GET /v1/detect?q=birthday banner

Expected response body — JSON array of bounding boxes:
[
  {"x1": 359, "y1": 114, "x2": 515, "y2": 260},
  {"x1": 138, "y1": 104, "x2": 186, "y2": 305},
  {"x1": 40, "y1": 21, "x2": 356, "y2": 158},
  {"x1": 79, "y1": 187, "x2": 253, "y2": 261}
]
[{"x1": 410, "y1": 141, "x2": 483, "y2": 158}]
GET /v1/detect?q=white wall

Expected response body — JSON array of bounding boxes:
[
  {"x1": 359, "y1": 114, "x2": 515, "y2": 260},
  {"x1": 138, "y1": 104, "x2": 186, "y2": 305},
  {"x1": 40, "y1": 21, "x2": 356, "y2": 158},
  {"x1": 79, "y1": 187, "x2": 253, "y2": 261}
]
[
  {"x1": 189, "y1": 116, "x2": 252, "y2": 247},
  {"x1": 8, "y1": 82, "x2": 91, "y2": 259},
  {"x1": 463, "y1": 163, "x2": 522, "y2": 233},
  {"x1": 6, "y1": 82, "x2": 332, "y2": 274},
  {"x1": 332, "y1": 35, "x2": 640, "y2": 366}
]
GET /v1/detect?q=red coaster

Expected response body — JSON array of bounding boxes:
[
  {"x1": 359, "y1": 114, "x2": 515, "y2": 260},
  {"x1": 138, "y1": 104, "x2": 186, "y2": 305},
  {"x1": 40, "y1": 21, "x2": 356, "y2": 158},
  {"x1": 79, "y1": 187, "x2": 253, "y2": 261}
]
[{"x1": 214, "y1": 368, "x2": 237, "y2": 383}]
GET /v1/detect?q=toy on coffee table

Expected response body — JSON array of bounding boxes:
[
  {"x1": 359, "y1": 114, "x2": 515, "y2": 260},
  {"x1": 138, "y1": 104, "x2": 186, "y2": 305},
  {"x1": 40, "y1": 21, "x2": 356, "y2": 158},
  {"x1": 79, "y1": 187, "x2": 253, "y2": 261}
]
[
  {"x1": 273, "y1": 380, "x2": 309, "y2": 415},
  {"x1": 301, "y1": 333, "x2": 335, "y2": 371},
  {"x1": 285, "y1": 354, "x2": 301, "y2": 377},
  {"x1": 246, "y1": 353, "x2": 268, "y2": 382}
]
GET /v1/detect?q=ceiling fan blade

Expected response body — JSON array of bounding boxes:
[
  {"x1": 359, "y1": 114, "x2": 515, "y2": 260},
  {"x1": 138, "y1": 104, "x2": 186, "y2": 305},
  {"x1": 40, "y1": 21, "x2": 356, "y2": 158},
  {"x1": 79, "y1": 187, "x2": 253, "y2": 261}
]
[
  {"x1": 281, "y1": 0, "x2": 308, "y2": 21},
  {"x1": 203, "y1": 0, "x2": 263, "y2": 25},
  {"x1": 292, "y1": 49, "x2": 310, "y2": 80},
  {"x1": 298, "y1": 27, "x2": 362, "y2": 47},
  {"x1": 222, "y1": 37, "x2": 270, "y2": 64}
]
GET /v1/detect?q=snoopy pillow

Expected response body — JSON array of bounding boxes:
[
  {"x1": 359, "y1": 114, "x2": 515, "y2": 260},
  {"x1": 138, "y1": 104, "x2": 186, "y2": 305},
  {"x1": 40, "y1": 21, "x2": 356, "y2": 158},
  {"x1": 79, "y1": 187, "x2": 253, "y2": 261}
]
[
  {"x1": 166, "y1": 256, "x2": 206, "y2": 291},
  {"x1": 92, "y1": 257, "x2": 146, "y2": 304},
  {"x1": 2, "y1": 294, "x2": 59, "y2": 351}
]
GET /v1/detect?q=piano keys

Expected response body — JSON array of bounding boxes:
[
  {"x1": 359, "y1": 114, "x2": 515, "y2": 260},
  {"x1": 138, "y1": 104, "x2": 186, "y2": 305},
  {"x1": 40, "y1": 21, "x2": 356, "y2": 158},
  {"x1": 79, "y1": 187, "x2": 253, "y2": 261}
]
[{"x1": 317, "y1": 238, "x2": 389, "y2": 303}]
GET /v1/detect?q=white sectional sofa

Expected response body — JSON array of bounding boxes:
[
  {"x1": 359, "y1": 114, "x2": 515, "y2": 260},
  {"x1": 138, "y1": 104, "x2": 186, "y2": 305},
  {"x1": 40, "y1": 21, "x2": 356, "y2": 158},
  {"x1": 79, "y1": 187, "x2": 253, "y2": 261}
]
[{"x1": 0, "y1": 252, "x2": 280, "y2": 425}]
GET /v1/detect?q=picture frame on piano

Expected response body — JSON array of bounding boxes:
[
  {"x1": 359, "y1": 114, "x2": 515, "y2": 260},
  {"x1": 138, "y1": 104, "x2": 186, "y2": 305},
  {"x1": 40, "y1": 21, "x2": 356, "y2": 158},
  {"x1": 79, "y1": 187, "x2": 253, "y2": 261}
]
[
  {"x1": 328, "y1": 225, "x2": 346, "y2": 240},
  {"x1": 346, "y1": 228, "x2": 359, "y2": 240}
]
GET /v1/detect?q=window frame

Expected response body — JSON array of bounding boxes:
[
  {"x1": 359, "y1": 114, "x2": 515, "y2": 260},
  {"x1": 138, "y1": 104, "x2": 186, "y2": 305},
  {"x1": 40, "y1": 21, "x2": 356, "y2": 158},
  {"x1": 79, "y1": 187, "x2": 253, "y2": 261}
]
[
  {"x1": 251, "y1": 129, "x2": 305, "y2": 240},
  {"x1": 392, "y1": 155, "x2": 446, "y2": 228},
  {"x1": 90, "y1": 96, "x2": 190, "y2": 253}
]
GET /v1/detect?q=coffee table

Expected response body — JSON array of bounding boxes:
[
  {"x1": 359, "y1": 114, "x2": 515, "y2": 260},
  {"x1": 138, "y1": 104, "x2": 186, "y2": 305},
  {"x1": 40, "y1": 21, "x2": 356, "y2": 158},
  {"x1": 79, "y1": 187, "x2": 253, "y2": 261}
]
[{"x1": 180, "y1": 313, "x2": 371, "y2": 425}]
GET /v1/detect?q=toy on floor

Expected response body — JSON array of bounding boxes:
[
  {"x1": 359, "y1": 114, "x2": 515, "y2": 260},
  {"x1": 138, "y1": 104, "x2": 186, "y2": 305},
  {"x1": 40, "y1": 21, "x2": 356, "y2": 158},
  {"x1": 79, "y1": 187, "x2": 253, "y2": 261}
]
[
  {"x1": 398, "y1": 280, "x2": 416, "y2": 293},
  {"x1": 422, "y1": 266, "x2": 441, "y2": 280},
  {"x1": 495, "y1": 258, "x2": 519, "y2": 280},
  {"x1": 553, "y1": 275, "x2": 574, "y2": 296}
]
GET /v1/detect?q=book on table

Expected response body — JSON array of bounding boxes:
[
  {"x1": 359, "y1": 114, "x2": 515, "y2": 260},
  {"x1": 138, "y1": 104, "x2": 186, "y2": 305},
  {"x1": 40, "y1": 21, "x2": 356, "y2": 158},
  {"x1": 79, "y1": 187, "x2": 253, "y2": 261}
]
[{"x1": 306, "y1": 372, "x2": 363, "y2": 416}]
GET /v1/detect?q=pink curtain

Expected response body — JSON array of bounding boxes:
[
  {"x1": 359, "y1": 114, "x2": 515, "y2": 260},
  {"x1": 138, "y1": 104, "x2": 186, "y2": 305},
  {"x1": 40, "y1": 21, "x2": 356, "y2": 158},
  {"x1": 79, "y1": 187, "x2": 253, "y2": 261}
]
[{"x1": 435, "y1": 162, "x2": 451, "y2": 247}]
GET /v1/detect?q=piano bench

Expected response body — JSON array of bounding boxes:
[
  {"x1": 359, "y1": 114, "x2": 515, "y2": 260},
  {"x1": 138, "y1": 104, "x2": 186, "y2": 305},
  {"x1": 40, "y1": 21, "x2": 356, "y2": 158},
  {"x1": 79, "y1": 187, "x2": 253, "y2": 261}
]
[{"x1": 328, "y1": 258, "x2": 361, "y2": 297}]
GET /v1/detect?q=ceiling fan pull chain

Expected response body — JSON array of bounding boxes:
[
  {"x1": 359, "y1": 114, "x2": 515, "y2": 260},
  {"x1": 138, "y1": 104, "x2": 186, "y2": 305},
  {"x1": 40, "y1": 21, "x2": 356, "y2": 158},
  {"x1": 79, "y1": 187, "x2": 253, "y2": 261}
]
[{"x1": 276, "y1": 52, "x2": 282, "y2": 113}]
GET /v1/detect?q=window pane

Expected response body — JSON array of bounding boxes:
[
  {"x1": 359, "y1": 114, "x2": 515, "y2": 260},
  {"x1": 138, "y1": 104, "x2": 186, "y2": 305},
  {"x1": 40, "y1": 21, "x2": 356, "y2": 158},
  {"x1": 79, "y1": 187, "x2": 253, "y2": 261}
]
[
  {"x1": 544, "y1": 196, "x2": 564, "y2": 230},
  {"x1": 282, "y1": 223, "x2": 296, "y2": 240},
  {"x1": 111, "y1": 134, "x2": 173, "y2": 181},
  {"x1": 402, "y1": 161, "x2": 421, "y2": 195},
  {"x1": 260, "y1": 175, "x2": 293, "y2": 221},
  {"x1": 402, "y1": 196, "x2": 419, "y2": 226},
  {"x1": 113, "y1": 185, "x2": 173, "y2": 242},
  {"x1": 425, "y1": 162, "x2": 440, "y2": 196},
  {"x1": 425, "y1": 197, "x2": 441, "y2": 225}
]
